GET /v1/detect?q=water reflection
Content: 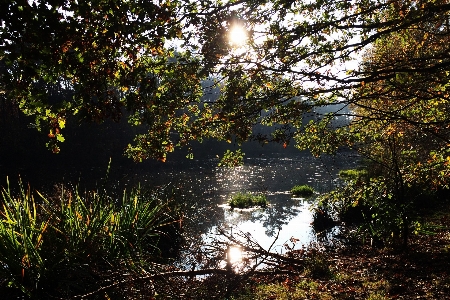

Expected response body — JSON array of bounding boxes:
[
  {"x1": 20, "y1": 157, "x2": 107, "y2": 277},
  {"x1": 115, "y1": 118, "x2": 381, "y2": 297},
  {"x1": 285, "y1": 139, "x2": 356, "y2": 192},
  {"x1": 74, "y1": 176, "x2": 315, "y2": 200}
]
[
  {"x1": 154, "y1": 151, "x2": 360, "y2": 252},
  {"x1": 2, "y1": 139, "x2": 358, "y2": 270},
  {"x1": 226, "y1": 245, "x2": 243, "y2": 264},
  {"x1": 209, "y1": 199, "x2": 315, "y2": 253}
]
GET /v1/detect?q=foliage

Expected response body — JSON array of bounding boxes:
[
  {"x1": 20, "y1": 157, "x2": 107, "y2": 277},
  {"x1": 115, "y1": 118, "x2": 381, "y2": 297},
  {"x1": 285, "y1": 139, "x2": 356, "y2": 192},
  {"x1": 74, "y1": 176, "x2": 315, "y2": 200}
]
[
  {"x1": 2, "y1": 0, "x2": 450, "y2": 259},
  {"x1": 219, "y1": 149, "x2": 245, "y2": 167},
  {"x1": 0, "y1": 179, "x2": 177, "y2": 298},
  {"x1": 290, "y1": 185, "x2": 314, "y2": 197},
  {"x1": 2, "y1": 0, "x2": 450, "y2": 164},
  {"x1": 0, "y1": 0, "x2": 202, "y2": 159},
  {"x1": 229, "y1": 192, "x2": 267, "y2": 209},
  {"x1": 307, "y1": 5, "x2": 450, "y2": 248},
  {"x1": 3, "y1": 0, "x2": 450, "y2": 297},
  {"x1": 316, "y1": 174, "x2": 440, "y2": 248}
]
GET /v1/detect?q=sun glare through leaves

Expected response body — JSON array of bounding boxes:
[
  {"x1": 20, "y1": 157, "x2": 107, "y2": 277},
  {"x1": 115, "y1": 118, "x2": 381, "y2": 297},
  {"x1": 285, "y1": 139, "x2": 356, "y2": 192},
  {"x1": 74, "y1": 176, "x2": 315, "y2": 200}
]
[{"x1": 228, "y1": 24, "x2": 248, "y2": 47}]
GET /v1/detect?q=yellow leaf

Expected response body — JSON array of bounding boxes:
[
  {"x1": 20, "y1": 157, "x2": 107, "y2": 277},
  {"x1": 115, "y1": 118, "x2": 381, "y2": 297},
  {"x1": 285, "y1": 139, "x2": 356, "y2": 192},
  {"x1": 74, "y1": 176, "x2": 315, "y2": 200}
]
[
  {"x1": 58, "y1": 118, "x2": 65, "y2": 129},
  {"x1": 36, "y1": 220, "x2": 50, "y2": 249}
]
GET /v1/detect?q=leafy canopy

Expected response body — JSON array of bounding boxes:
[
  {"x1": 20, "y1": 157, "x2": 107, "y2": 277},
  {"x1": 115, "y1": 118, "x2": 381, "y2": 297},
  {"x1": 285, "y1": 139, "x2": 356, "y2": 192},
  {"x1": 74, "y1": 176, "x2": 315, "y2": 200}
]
[{"x1": 1, "y1": 0, "x2": 450, "y2": 166}]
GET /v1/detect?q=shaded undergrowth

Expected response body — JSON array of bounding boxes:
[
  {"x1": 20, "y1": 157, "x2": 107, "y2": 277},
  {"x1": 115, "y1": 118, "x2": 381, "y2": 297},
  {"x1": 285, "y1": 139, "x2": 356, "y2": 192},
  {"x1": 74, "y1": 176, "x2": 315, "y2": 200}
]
[{"x1": 0, "y1": 178, "x2": 181, "y2": 299}]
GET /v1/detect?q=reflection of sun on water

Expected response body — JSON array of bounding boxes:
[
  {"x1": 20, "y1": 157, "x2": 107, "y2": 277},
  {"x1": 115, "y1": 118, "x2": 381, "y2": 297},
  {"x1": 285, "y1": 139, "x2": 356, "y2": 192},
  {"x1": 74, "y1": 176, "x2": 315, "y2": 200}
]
[{"x1": 227, "y1": 245, "x2": 243, "y2": 264}]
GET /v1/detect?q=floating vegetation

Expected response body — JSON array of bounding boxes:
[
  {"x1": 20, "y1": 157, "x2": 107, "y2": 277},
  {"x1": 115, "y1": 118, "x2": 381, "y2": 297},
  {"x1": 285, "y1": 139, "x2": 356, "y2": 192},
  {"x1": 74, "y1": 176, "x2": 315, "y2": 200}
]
[
  {"x1": 229, "y1": 192, "x2": 268, "y2": 208},
  {"x1": 338, "y1": 169, "x2": 368, "y2": 181},
  {"x1": 291, "y1": 185, "x2": 314, "y2": 197}
]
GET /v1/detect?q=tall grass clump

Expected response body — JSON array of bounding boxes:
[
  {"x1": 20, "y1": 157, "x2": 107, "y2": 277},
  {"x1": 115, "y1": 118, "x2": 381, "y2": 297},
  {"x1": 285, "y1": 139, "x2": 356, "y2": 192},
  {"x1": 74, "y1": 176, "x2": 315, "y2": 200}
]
[
  {"x1": 0, "y1": 179, "x2": 179, "y2": 298},
  {"x1": 0, "y1": 179, "x2": 49, "y2": 296}
]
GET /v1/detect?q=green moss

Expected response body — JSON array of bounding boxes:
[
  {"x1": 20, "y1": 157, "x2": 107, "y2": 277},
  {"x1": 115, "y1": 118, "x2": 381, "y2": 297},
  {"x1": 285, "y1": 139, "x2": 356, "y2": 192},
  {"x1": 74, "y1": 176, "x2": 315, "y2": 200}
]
[
  {"x1": 291, "y1": 185, "x2": 314, "y2": 197},
  {"x1": 229, "y1": 193, "x2": 268, "y2": 208}
]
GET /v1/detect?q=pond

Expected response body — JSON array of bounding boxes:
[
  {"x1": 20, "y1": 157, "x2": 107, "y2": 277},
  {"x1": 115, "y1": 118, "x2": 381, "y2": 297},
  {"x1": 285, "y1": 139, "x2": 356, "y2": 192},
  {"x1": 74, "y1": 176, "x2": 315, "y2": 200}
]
[
  {"x1": 121, "y1": 146, "x2": 360, "y2": 253},
  {"x1": 0, "y1": 102, "x2": 358, "y2": 252},
  {"x1": 0, "y1": 107, "x2": 358, "y2": 253},
  {"x1": 0, "y1": 130, "x2": 359, "y2": 255}
]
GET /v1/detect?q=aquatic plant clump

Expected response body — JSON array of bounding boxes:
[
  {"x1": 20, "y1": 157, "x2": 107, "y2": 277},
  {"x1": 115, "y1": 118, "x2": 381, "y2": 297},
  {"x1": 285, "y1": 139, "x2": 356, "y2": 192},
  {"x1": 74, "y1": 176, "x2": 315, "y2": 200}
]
[
  {"x1": 291, "y1": 185, "x2": 314, "y2": 197},
  {"x1": 229, "y1": 193, "x2": 268, "y2": 208},
  {"x1": 338, "y1": 169, "x2": 368, "y2": 181}
]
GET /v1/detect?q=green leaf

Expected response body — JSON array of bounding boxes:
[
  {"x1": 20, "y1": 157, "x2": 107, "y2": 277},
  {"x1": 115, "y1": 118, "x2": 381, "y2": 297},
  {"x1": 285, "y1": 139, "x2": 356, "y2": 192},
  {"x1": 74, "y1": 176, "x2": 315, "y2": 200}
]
[{"x1": 56, "y1": 134, "x2": 65, "y2": 142}]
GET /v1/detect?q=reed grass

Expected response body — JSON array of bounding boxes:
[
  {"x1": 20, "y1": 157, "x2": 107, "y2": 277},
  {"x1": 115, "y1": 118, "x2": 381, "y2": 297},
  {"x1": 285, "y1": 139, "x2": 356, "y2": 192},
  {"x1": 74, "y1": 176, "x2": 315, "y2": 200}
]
[{"x1": 0, "y1": 178, "x2": 176, "y2": 298}]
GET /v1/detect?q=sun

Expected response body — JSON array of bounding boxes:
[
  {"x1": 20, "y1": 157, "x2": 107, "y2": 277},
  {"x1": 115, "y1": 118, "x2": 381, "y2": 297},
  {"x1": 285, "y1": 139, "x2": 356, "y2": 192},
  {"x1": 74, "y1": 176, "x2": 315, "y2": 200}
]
[{"x1": 228, "y1": 25, "x2": 248, "y2": 47}]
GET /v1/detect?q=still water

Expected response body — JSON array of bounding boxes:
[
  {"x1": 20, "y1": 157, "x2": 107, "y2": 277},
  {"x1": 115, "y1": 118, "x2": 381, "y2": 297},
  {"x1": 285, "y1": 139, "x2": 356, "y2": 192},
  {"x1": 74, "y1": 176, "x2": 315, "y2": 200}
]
[
  {"x1": 1, "y1": 134, "x2": 358, "y2": 253},
  {"x1": 129, "y1": 149, "x2": 360, "y2": 252}
]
